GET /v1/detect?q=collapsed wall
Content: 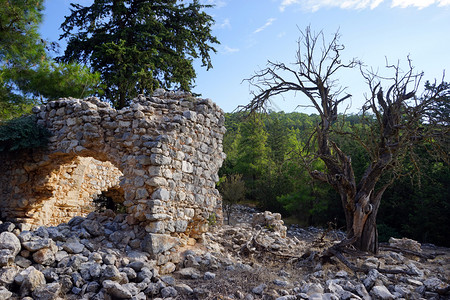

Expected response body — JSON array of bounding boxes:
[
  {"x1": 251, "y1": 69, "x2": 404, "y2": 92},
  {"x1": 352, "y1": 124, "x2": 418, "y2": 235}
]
[{"x1": 0, "y1": 90, "x2": 226, "y2": 241}]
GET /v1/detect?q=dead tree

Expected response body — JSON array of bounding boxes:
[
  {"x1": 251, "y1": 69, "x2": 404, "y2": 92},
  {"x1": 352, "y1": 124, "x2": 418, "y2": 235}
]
[{"x1": 244, "y1": 26, "x2": 449, "y2": 253}]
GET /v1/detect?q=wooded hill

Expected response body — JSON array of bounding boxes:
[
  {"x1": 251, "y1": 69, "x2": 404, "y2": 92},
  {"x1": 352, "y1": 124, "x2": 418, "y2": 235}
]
[{"x1": 219, "y1": 111, "x2": 450, "y2": 247}]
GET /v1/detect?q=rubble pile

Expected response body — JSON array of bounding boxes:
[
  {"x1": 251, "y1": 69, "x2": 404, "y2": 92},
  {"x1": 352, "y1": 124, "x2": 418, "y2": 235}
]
[{"x1": 1, "y1": 207, "x2": 449, "y2": 300}]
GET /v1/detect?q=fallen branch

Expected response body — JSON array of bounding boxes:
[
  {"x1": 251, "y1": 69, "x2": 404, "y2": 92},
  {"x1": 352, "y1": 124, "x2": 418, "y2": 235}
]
[
  {"x1": 322, "y1": 238, "x2": 417, "y2": 276},
  {"x1": 379, "y1": 244, "x2": 442, "y2": 259}
]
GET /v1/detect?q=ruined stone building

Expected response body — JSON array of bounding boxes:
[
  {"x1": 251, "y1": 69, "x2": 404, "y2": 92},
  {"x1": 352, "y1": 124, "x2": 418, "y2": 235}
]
[{"x1": 0, "y1": 90, "x2": 226, "y2": 244}]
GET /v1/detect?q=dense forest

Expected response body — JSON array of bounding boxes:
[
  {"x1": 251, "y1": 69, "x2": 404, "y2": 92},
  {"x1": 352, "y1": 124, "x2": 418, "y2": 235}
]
[{"x1": 219, "y1": 111, "x2": 450, "y2": 247}]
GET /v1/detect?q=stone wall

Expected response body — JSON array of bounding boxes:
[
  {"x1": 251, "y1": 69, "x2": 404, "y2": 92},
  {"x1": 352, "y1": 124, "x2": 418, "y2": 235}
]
[{"x1": 0, "y1": 90, "x2": 226, "y2": 240}]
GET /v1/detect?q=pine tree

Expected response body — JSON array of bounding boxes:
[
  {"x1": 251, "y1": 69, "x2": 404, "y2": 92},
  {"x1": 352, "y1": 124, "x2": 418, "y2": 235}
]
[
  {"x1": 0, "y1": 0, "x2": 101, "y2": 120},
  {"x1": 59, "y1": 0, "x2": 219, "y2": 108}
]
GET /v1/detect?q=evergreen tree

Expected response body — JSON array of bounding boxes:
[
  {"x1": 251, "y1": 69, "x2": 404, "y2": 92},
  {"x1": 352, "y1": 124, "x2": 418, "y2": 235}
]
[
  {"x1": 59, "y1": 0, "x2": 219, "y2": 108},
  {"x1": 0, "y1": 0, "x2": 101, "y2": 120}
]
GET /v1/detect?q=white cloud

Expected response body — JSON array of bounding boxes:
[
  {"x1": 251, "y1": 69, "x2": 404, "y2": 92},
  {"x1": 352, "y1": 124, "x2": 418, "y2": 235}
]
[
  {"x1": 391, "y1": 0, "x2": 446, "y2": 9},
  {"x1": 214, "y1": 18, "x2": 231, "y2": 29},
  {"x1": 279, "y1": 0, "x2": 450, "y2": 11},
  {"x1": 222, "y1": 45, "x2": 240, "y2": 54},
  {"x1": 254, "y1": 18, "x2": 277, "y2": 34}
]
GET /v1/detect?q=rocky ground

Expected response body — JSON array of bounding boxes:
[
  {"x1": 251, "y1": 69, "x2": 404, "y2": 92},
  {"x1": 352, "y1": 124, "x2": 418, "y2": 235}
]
[{"x1": 0, "y1": 205, "x2": 449, "y2": 300}]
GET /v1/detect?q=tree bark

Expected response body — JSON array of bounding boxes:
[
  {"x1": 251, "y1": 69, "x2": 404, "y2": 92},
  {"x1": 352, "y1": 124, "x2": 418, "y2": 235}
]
[{"x1": 353, "y1": 203, "x2": 378, "y2": 253}]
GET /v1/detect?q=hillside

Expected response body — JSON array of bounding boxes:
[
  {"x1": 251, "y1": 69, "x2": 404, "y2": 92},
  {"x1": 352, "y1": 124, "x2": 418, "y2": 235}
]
[{"x1": 1, "y1": 205, "x2": 449, "y2": 299}]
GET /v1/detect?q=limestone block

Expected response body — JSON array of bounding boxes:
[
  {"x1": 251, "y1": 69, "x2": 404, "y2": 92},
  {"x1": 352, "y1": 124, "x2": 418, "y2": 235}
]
[
  {"x1": 151, "y1": 188, "x2": 170, "y2": 201},
  {"x1": 142, "y1": 233, "x2": 179, "y2": 257}
]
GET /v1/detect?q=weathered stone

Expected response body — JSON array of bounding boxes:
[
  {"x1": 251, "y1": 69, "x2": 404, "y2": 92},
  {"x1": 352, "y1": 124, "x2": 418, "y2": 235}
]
[
  {"x1": 22, "y1": 238, "x2": 54, "y2": 252},
  {"x1": 363, "y1": 269, "x2": 380, "y2": 290},
  {"x1": 204, "y1": 271, "x2": 216, "y2": 280},
  {"x1": 161, "y1": 286, "x2": 178, "y2": 298},
  {"x1": 103, "y1": 280, "x2": 132, "y2": 299},
  {"x1": 18, "y1": 266, "x2": 46, "y2": 297},
  {"x1": 423, "y1": 277, "x2": 448, "y2": 292},
  {"x1": 252, "y1": 283, "x2": 267, "y2": 295},
  {"x1": 62, "y1": 239, "x2": 85, "y2": 254},
  {"x1": 32, "y1": 282, "x2": 61, "y2": 300},
  {"x1": 370, "y1": 285, "x2": 395, "y2": 300},
  {"x1": 0, "y1": 249, "x2": 15, "y2": 267},
  {"x1": 160, "y1": 262, "x2": 176, "y2": 274},
  {"x1": 0, "y1": 222, "x2": 15, "y2": 233},
  {"x1": 175, "y1": 283, "x2": 194, "y2": 295},
  {"x1": 0, "y1": 267, "x2": 17, "y2": 286},
  {"x1": 32, "y1": 247, "x2": 56, "y2": 265},
  {"x1": 81, "y1": 220, "x2": 104, "y2": 237},
  {"x1": 0, "y1": 232, "x2": 21, "y2": 257},
  {"x1": 389, "y1": 237, "x2": 421, "y2": 252},
  {"x1": 176, "y1": 267, "x2": 201, "y2": 279},
  {"x1": 0, "y1": 286, "x2": 12, "y2": 300},
  {"x1": 102, "y1": 265, "x2": 122, "y2": 281},
  {"x1": 142, "y1": 233, "x2": 179, "y2": 257}
]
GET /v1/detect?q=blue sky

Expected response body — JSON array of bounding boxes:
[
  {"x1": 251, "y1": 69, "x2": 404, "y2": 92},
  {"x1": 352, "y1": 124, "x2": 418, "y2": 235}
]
[{"x1": 40, "y1": 0, "x2": 450, "y2": 113}]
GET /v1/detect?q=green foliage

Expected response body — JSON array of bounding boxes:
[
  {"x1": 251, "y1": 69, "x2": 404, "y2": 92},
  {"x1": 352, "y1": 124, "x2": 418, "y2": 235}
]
[
  {"x1": 0, "y1": 0, "x2": 45, "y2": 64},
  {"x1": 221, "y1": 110, "x2": 449, "y2": 246},
  {"x1": 3, "y1": 61, "x2": 102, "y2": 101},
  {"x1": 376, "y1": 223, "x2": 401, "y2": 243},
  {"x1": 207, "y1": 212, "x2": 217, "y2": 226},
  {"x1": 0, "y1": 0, "x2": 102, "y2": 120},
  {"x1": 218, "y1": 174, "x2": 246, "y2": 225},
  {"x1": 59, "y1": 0, "x2": 219, "y2": 108},
  {"x1": 0, "y1": 115, "x2": 51, "y2": 152},
  {"x1": 378, "y1": 151, "x2": 450, "y2": 246}
]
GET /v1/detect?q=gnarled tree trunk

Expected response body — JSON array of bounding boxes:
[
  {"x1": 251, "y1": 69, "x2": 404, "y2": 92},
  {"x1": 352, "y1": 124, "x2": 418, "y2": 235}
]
[{"x1": 245, "y1": 26, "x2": 449, "y2": 254}]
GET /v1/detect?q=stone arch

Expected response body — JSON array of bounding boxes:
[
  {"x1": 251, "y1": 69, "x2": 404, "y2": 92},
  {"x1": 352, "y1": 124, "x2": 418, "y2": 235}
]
[{"x1": 0, "y1": 90, "x2": 226, "y2": 240}]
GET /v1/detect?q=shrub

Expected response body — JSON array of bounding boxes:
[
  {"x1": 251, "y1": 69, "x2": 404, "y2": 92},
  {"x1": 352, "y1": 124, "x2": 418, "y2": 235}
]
[
  {"x1": 218, "y1": 174, "x2": 246, "y2": 225},
  {"x1": 0, "y1": 115, "x2": 51, "y2": 152}
]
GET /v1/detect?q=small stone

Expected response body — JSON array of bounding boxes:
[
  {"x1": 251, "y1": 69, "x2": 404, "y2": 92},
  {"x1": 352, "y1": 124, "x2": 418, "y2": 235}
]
[
  {"x1": 160, "y1": 262, "x2": 176, "y2": 274},
  {"x1": 252, "y1": 283, "x2": 267, "y2": 295},
  {"x1": 0, "y1": 222, "x2": 15, "y2": 233},
  {"x1": 0, "y1": 286, "x2": 12, "y2": 300},
  {"x1": 0, "y1": 267, "x2": 17, "y2": 286},
  {"x1": 424, "y1": 277, "x2": 448, "y2": 292},
  {"x1": 137, "y1": 267, "x2": 154, "y2": 282},
  {"x1": 161, "y1": 286, "x2": 178, "y2": 298},
  {"x1": 302, "y1": 283, "x2": 324, "y2": 295},
  {"x1": 370, "y1": 285, "x2": 395, "y2": 300},
  {"x1": 176, "y1": 267, "x2": 201, "y2": 279},
  {"x1": 32, "y1": 282, "x2": 61, "y2": 300},
  {"x1": 204, "y1": 271, "x2": 216, "y2": 280},
  {"x1": 103, "y1": 253, "x2": 117, "y2": 265},
  {"x1": 121, "y1": 267, "x2": 137, "y2": 281},
  {"x1": 18, "y1": 266, "x2": 46, "y2": 297},
  {"x1": 102, "y1": 265, "x2": 121, "y2": 281},
  {"x1": 0, "y1": 232, "x2": 21, "y2": 256},
  {"x1": 142, "y1": 233, "x2": 179, "y2": 257},
  {"x1": 363, "y1": 269, "x2": 380, "y2": 290},
  {"x1": 62, "y1": 240, "x2": 84, "y2": 254},
  {"x1": 15, "y1": 255, "x2": 32, "y2": 268},
  {"x1": 32, "y1": 248, "x2": 56, "y2": 265},
  {"x1": 103, "y1": 280, "x2": 132, "y2": 299},
  {"x1": 175, "y1": 283, "x2": 194, "y2": 295},
  {"x1": 335, "y1": 270, "x2": 348, "y2": 278}
]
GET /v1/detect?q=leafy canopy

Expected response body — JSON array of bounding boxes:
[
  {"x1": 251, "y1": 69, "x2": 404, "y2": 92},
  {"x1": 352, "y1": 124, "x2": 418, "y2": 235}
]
[
  {"x1": 59, "y1": 0, "x2": 219, "y2": 108},
  {"x1": 0, "y1": 0, "x2": 102, "y2": 120}
]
